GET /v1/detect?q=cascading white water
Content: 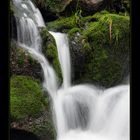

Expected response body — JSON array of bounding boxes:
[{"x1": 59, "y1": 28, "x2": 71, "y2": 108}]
[
  {"x1": 12, "y1": 1, "x2": 130, "y2": 140},
  {"x1": 49, "y1": 32, "x2": 71, "y2": 89},
  {"x1": 48, "y1": 32, "x2": 129, "y2": 140},
  {"x1": 12, "y1": 0, "x2": 58, "y2": 98}
]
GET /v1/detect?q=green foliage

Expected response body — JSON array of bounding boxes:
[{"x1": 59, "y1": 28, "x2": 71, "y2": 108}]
[{"x1": 10, "y1": 75, "x2": 47, "y2": 121}]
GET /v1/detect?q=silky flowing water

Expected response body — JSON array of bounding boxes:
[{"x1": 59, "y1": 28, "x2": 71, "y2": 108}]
[{"x1": 12, "y1": 0, "x2": 130, "y2": 140}]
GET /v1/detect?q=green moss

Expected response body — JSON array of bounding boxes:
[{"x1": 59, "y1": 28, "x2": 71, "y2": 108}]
[
  {"x1": 68, "y1": 27, "x2": 81, "y2": 36},
  {"x1": 47, "y1": 15, "x2": 77, "y2": 32},
  {"x1": 40, "y1": 28, "x2": 50, "y2": 42},
  {"x1": 81, "y1": 13, "x2": 129, "y2": 48},
  {"x1": 83, "y1": 51, "x2": 123, "y2": 87},
  {"x1": 47, "y1": 14, "x2": 92, "y2": 32},
  {"x1": 79, "y1": 12, "x2": 130, "y2": 87},
  {"x1": 46, "y1": 43, "x2": 62, "y2": 81},
  {"x1": 10, "y1": 75, "x2": 47, "y2": 121},
  {"x1": 41, "y1": 29, "x2": 62, "y2": 83}
]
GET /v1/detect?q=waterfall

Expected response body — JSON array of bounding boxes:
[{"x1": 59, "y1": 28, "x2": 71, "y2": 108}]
[
  {"x1": 12, "y1": 0, "x2": 58, "y2": 98},
  {"x1": 12, "y1": 1, "x2": 130, "y2": 140},
  {"x1": 49, "y1": 32, "x2": 71, "y2": 89}
]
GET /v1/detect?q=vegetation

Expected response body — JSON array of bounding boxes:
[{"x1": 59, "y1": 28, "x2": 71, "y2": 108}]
[
  {"x1": 47, "y1": 15, "x2": 77, "y2": 32},
  {"x1": 41, "y1": 29, "x2": 62, "y2": 83},
  {"x1": 10, "y1": 75, "x2": 56, "y2": 139},
  {"x1": 10, "y1": 75, "x2": 46, "y2": 121}
]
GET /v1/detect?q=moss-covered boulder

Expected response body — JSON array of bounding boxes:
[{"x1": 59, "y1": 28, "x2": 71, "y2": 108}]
[
  {"x1": 46, "y1": 11, "x2": 130, "y2": 87},
  {"x1": 10, "y1": 75, "x2": 46, "y2": 121},
  {"x1": 10, "y1": 75, "x2": 56, "y2": 139}
]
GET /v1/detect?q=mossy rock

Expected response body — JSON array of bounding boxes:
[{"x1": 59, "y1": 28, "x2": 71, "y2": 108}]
[
  {"x1": 30, "y1": 119, "x2": 56, "y2": 140},
  {"x1": 47, "y1": 15, "x2": 78, "y2": 32},
  {"x1": 40, "y1": 28, "x2": 62, "y2": 84},
  {"x1": 10, "y1": 41, "x2": 42, "y2": 80},
  {"x1": 46, "y1": 11, "x2": 130, "y2": 87},
  {"x1": 10, "y1": 75, "x2": 56, "y2": 139},
  {"x1": 78, "y1": 12, "x2": 130, "y2": 87},
  {"x1": 10, "y1": 75, "x2": 47, "y2": 121}
]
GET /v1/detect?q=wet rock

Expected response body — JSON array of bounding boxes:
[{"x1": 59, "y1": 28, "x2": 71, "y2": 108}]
[{"x1": 10, "y1": 128, "x2": 40, "y2": 140}]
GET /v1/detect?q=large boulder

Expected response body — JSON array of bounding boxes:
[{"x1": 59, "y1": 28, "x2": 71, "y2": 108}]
[
  {"x1": 63, "y1": 0, "x2": 104, "y2": 16},
  {"x1": 46, "y1": 11, "x2": 130, "y2": 87},
  {"x1": 10, "y1": 75, "x2": 56, "y2": 140}
]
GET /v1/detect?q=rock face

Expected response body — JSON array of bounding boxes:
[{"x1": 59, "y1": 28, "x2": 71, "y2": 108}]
[
  {"x1": 33, "y1": 0, "x2": 104, "y2": 19},
  {"x1": 10, "y1": 41, "x2": 42, "y2": 81},
  {"x1": 85, "y1": 0, "x2": 104, "y2": 7},
  {"x1": 55, "y1": 0, "x2": 105, "y2": 16},
  {"x1": 68, "y1": 0, "x2": 104, "y2": 15},
  {"x1": 33, "y1": 0, "x2": 129, "y2": 22}
]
